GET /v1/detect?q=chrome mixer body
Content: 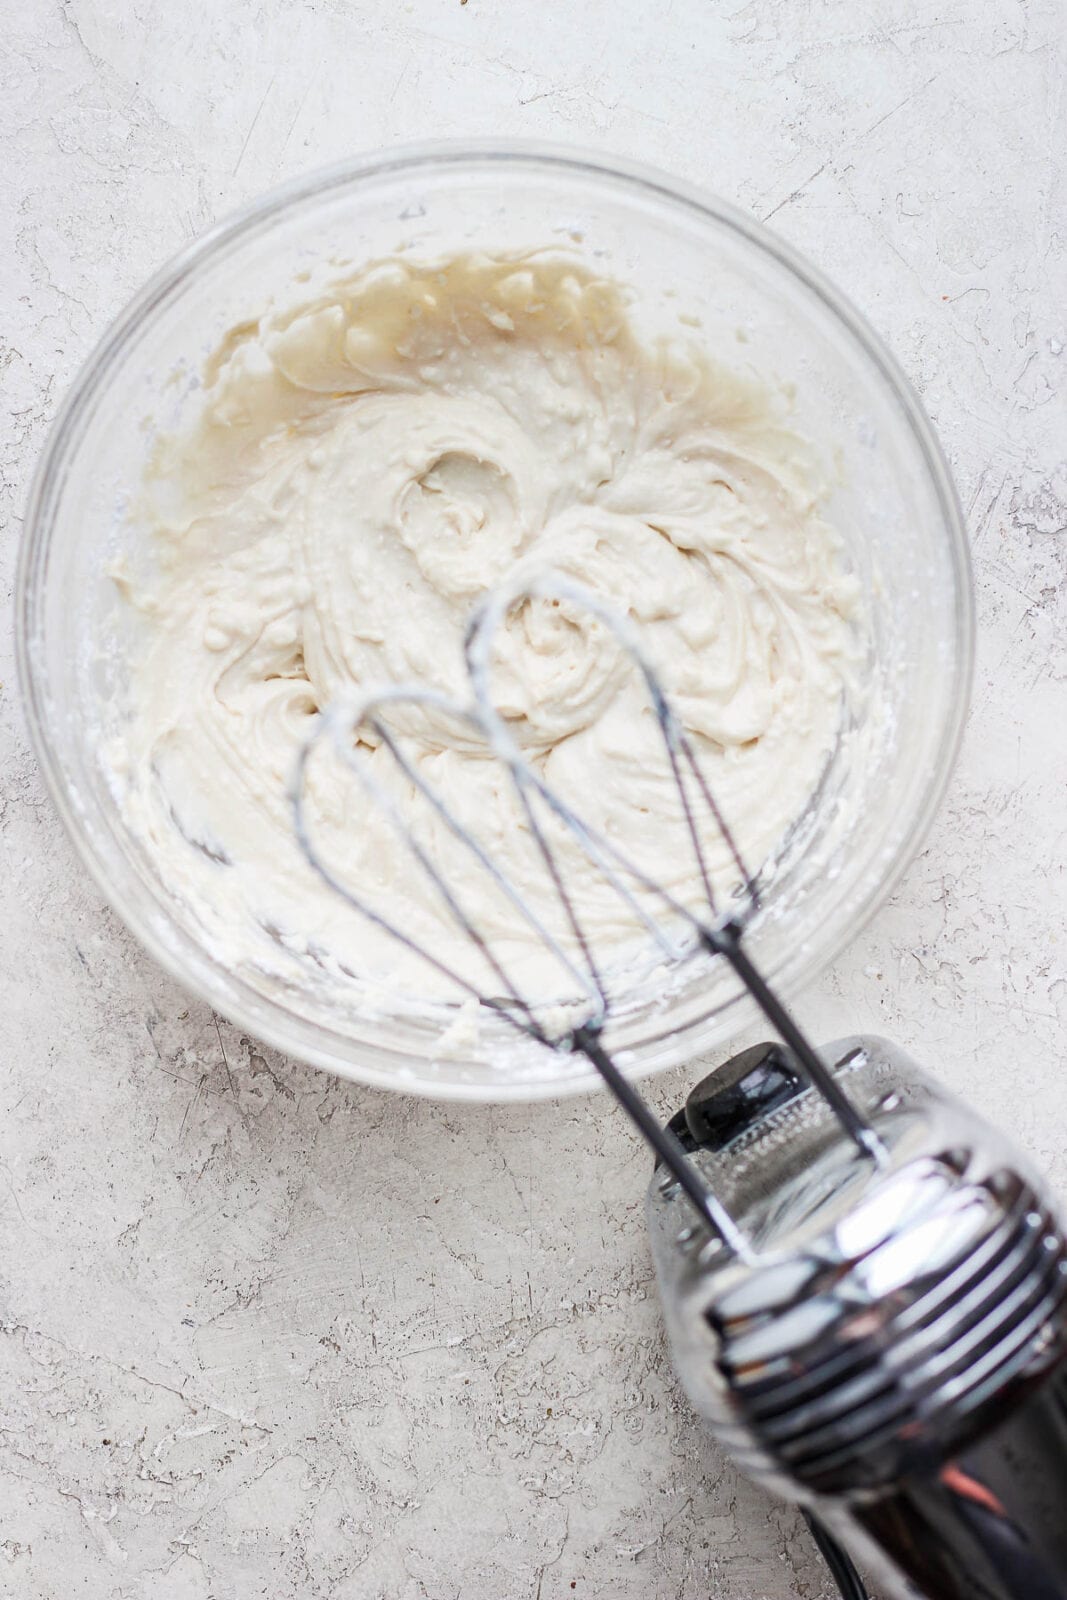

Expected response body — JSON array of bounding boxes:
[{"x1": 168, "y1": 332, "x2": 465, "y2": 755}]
[{"x1": 648, "y1": 1035, "x2": 1067, "y2": 1599}]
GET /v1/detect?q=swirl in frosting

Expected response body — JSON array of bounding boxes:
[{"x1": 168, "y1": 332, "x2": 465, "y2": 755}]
[{"x1": 110, "y1": 253, "x2": 861, "y2": 1005}]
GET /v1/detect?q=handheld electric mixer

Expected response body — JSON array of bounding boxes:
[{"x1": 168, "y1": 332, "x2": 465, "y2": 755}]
[{"x1": 292, "y1": 575, "x2": 1067, "y2": 1600}]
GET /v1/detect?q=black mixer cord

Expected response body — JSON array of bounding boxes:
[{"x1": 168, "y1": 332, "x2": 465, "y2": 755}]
[{"x1": 803, "y1": 1510, "x2": 870, "y2": 1600}]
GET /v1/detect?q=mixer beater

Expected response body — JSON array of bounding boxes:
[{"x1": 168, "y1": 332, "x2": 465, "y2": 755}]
[{"x1": 292, "y1": 576, "x2": 1067, "y2": 1600}]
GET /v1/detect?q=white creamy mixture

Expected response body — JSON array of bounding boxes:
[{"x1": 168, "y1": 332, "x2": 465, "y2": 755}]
[{"x1": 111, "y1": 253, "x2": 860, "y2": 1006}]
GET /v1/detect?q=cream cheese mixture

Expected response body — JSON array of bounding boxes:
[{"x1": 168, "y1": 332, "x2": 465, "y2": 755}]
[{"x1": 110, "y1": 253, "x2": 860, "y2": 1005}]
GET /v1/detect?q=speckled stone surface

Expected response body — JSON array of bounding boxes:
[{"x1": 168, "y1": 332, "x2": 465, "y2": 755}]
[{"x1": 1, "y1": 3, "x2": 1064, "y2": 1596}]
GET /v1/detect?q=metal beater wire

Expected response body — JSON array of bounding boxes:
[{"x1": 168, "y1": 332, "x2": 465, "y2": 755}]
[
  {"x1": 466, "y1": 576, "x2": 887, "y2": 1167},
  {"x1": 291, "y1": 691, "x2": 746, "y2": 1244}
]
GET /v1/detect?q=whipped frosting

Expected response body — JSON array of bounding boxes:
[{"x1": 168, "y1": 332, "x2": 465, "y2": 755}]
[{"x1": 110, "y1": 253, "x2": 860, "y2": 1010}]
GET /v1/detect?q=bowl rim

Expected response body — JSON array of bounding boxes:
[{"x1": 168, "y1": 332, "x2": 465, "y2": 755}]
[{"x1": 16, "y1": 138, "x2": 974, "y2": 1102}]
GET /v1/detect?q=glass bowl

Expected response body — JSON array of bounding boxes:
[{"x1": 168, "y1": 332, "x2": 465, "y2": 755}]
[{"x1": 17, "y1": 141, "x2": 972, "y2": 1101}]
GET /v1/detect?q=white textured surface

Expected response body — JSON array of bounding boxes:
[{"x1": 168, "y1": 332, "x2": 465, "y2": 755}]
[{"x1": 1, "y1": 3, "x2": 1064, "y2": 1596}]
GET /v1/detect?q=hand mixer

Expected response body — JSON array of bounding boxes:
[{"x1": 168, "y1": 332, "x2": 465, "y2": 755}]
[{"x1": 292, "y1": 574, "x2": 1067, "y2": 1600}]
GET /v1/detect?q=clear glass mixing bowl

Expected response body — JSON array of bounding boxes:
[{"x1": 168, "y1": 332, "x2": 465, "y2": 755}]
[{"x1": 17, "y1": 142, "x2": 972, "y2": 1101}]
